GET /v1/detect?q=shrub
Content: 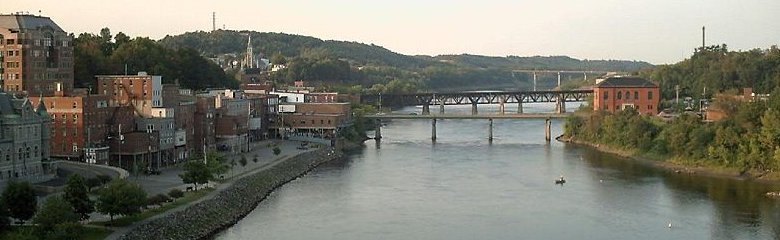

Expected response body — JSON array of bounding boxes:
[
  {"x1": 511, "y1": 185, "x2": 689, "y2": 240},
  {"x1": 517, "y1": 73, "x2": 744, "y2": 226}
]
[
  {"x1": 146, "y1": 194, "x2": 171, "y2": 207},
  {"x1": 168, "y1": 189, "x2": 184, "y2": 199}
]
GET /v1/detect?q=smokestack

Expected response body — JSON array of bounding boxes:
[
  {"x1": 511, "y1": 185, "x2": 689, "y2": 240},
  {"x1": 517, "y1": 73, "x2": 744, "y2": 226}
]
[{"x1": 212, "y1": 12, "x2": 216, "y2": 32}]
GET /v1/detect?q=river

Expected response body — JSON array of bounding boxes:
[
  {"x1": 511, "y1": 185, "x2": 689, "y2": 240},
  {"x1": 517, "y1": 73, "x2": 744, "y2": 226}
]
[{"x1": 217, "y1": 103, "x2": 780, "y2": 240}]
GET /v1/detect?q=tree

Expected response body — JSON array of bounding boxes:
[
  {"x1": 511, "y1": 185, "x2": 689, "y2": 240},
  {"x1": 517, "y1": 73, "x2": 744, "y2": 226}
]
[
  {"x1": 271, "y1": 52, "x2": 287, "y2": 65},
  {"x1": 179, "y1": 160, "x2": 211, "y2": 190},
  {"x1": 32, "y1": 196, "x2": 80, "y2": 234},
  {"x1": 63, "y1": 174, "x2": 93, "y2": 220},
  {"x1": 273, "y1": 147, "x2": 281, "y2": 156},
  {"x1": 0, "y1": 200, "x2": 9, "y2": 232},
  {"x1": 1, "y1": 181, "x2": 37, "y2": 223},
  {"x1": 239, "y1": 156, "x2": 248, "y2": 167},
  {"x1": 95, "y1": 179, "x2": 147, "y2": 223}
]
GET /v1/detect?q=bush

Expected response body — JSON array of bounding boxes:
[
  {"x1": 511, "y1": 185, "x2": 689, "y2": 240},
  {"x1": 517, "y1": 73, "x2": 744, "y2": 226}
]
[
  {"x1": 96, "y1": 175, "x2": 112, "y2": 184},
  {"x1": 168, "y1": 189, "x2": 184, "y2": 199},
  {"x1": 239, "y1": 156, "x2": 248, "y2": 167},
  {"x1": 273, "y1": 147, "x2": 281, "y2": 156},
  {"x1": 146, "y1": 194, "x2": 171, "y2": 207},
  {"x1": 253, "y1": 154, "x2": 258, "y2": 163}
]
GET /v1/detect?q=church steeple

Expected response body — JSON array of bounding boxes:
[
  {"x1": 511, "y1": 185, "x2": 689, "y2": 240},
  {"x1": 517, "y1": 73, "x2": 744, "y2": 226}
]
[
  {"x1": 35, "y1": 94, "x2": 49, "y2": 118},
  {"x1": 244, "y1": 35, "x2": 254, "y2": 69}
]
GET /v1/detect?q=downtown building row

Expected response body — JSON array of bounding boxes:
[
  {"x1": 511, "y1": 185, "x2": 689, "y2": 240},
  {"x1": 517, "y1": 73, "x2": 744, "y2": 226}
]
[{"x1": 0, "y1": 14, "x2": 354, "y2": 180}]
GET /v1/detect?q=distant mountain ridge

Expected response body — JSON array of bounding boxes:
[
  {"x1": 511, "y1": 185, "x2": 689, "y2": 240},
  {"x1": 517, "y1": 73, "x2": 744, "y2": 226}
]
[{"x1": 159, "y1": 30, "x2": 653, "y2": 72}]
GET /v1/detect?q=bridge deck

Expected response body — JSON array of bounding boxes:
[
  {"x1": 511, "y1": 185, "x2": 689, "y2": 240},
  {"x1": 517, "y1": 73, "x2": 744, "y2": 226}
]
[{"x1": 365, "y1": 113, "x2": 569, "y2": 119}]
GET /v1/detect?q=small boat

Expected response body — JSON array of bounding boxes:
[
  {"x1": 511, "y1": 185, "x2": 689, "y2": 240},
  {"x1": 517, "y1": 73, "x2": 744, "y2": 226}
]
[{"x1": 555, "y1": 178, "x2": 566, "y2": 185}]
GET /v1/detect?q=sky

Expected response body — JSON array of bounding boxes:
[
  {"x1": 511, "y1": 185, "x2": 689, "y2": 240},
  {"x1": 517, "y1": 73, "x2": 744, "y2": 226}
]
[{"x1": 5, "y1": 0, "x2": 780, "y2": 64}]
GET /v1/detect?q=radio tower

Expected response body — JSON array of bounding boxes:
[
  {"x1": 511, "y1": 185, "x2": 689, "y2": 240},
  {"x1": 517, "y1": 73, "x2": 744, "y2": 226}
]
[{"x1": 701, "y1": 26, "x2": 705, "y2": 49}]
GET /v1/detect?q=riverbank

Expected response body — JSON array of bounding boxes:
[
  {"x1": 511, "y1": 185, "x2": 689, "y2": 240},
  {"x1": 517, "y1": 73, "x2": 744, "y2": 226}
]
[
  {"x1": 117, "y1": 147, "x2": 343, "y2": 240},
  {"x1": 557, "y1": 135, "x2": 780, "y2": 184}
]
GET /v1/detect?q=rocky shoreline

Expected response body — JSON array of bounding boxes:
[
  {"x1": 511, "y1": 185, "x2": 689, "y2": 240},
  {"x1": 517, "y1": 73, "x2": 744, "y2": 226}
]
[{"x1": 119, "y1": 148, "x2": 343, "y2": 240}]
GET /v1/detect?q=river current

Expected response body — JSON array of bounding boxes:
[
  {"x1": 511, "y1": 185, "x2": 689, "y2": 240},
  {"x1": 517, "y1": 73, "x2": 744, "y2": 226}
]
[{"x1": 217, "y1": 103, "x2": 780, "y2": 240}]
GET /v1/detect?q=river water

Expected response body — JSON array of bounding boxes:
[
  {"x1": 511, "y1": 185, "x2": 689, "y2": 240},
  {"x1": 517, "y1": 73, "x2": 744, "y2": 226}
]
[{"x1": 217, "y1": 103, "x2": 780, "y2": 240}]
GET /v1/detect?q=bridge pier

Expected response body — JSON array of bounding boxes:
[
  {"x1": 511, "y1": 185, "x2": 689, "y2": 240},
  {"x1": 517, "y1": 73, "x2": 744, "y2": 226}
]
[
  {"x1": 545, "y1": 118, "x2": 551, "y2": 142},
  {"x1": 374, "y1": 119, "x2": 382, "y2": 140},
  {"x1": 439, "y1": 102, "x2": 445, "y2": 114},
  {"x1": 517, "y1": 101, "x2": 524, "y2": 113},
  {"x1": 422, "y1": 103, "x2": 430, "y2": 115},
  {"x1": 499, "y1": 96, "x2": 507, "y2": 115},
  {"x1": 471, "y1": 103, "x2": 478, "y2": 115},
  {"x1": 431, "y1": 118, "x2": 437, "y2": 141},
  {"x1": 488, "y1": 118, "x2": 493, "y2": 142},
  {"x1": 555, "y1": 94, "x2": 566, "y2": 114}
]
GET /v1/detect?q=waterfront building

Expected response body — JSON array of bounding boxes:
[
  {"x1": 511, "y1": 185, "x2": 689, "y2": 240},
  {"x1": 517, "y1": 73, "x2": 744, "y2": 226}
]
[
  {"x1": 0, "y1": 13, "x2": 74, "y2": 96},
  {"x1": 592, "y1": 76, "x2": 660, "y2": 115},
  {"x1": 0, "y1": 93, "x2": 53, "y2": 183}
]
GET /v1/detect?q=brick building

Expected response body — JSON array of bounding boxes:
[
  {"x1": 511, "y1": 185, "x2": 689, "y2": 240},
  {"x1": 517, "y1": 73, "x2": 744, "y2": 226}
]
[
  {"x1": 96, "y1": 73, "x2": 163, "y2": 117},
  {"x1": 592, "y1": 76, "x2": 660, "y2": 115},
  {"x1": 0, "y1": 14, "x2": 74, "y2": 96}
]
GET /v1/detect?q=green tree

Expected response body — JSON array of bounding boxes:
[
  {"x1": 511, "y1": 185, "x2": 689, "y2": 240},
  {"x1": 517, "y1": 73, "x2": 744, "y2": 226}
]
[
  {"x1": 179, "y1": 160, "x2": 211, "y2": 190},
  {"x1": 33, "y1": 196, "x2": 80, "y2": 234},
  {"x1": 63, "y1": 174, "x2": 93, "y2": 220},
  {"x1": 239, "y1": 156, "x2": 248, "y2": 167},
  {"x1": 1, "y1": 181, "x2": 37, "y2": 223},
  {"x1": 0, "y1": 200, "x2": 9, "y2": 233},
  {"x1": 273, "y1": 147, "x2": 281, "y2": 156},
  {"x1": 95, "y1": 179, "x2": 147, "y2": 223},
  {"x1": 271, "y1": 52, "x2": 287, "y2": 65}
]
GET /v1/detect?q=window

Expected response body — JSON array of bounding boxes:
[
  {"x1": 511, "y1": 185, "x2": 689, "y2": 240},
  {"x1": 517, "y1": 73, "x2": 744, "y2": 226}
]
[
  {"x1": 603, "y1": 91, "x2": 609, "y2": 100},
  {"x1": 634, "y1": 91, "x2": 639, "y2": 100},
  {"x1": 617, "y1": 91, "x2": 622, "y2": 100},
  {"x1": 648, "y1": 91, "x2": 653, "y2": 100},
  {"x1": 625, "y1": 91, "x2": 631, "y2": 100}
]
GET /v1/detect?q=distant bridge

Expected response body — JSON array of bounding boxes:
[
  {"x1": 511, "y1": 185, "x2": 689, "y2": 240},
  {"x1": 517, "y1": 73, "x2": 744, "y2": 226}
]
[
  {"x1": 365, "y1": 113, "x2": 564, "y2": 142},
  {"x1": 361, "y1": 89, "x2": 593, "y2": 115}
]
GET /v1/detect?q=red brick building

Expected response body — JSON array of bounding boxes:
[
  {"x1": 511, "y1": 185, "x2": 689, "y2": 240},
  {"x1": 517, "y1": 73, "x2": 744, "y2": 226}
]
[
  {"x1": 592, "y1": 76, "x2": 660, "y2": 115},
  {"x1": 0, "y1": 14, "x2": 74, "y2": 96}
]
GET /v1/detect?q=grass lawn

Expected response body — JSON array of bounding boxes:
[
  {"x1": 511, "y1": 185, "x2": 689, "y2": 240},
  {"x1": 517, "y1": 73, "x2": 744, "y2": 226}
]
[{"x1": 92, "y1": 187, "x2": 215, "y2": 227}]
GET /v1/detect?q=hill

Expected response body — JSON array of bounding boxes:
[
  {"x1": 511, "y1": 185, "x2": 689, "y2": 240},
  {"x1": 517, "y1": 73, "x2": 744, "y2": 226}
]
[{"x1": 158, "y1": 30, "x2": 654, "y2": 92}]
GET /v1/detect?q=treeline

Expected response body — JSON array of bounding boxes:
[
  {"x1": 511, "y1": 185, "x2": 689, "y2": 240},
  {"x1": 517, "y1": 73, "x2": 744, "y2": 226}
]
[
  {"x1": 74, "y1": 28, "x2": 238, "y2": 91},
  {"x1": 641, "y1": 45, "x2": 780, "y2": 100},
  {"x1": 565, "y1": 98, "x2": 780, "y2": 173},
  {"x1": 565, "y1": 45, "x2": 780, "y2": 173}
]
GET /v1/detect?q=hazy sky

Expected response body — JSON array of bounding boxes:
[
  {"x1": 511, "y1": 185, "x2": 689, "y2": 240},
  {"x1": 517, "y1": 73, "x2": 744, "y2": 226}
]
[{"x1": 5, "y1": 0, "x2": 780, "y2": 64}]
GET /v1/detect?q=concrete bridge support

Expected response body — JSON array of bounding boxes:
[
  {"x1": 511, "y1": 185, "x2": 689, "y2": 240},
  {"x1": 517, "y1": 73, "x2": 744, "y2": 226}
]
[
  {"x1": 431, "y1": 118, "x2": 437, "y2": 141},
  {"x1": 488, "y1": 118, "x2": 494, "y2": 142},
  {"x1": 545, "y1": 118, "x2": 551, "y2": 142},
  {"x1": 422, "y1": 103, "x2": 431, "y2": 115},
  {"x1": 554, "y1": 94, "x2": 567, "y2": 114},
  {"x1": 498, "y1": 96, "x2": 507, "y2": 115},
  {"x1": 517, "y1": 101, "x2": 524, "y2": 113},
  {"x1": 439, "y1": 101, "x2": 445, "y2": 114},
  {"x1": 375, "y1": 119, "x2": 382, "y2": 140},
  {"x1": 471, "y1": 102, "x2": 478, "y2": 115}
]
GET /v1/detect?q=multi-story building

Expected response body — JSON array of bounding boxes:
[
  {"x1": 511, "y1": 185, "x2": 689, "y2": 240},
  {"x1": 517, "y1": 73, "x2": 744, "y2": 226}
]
[
  {"x1": 0, "y1": 93, "x2": 52, "y2": 183},
  {"x1": 592, "y1": 76, "x2": 660, "y2": 115},
  {"x1": 96, "y1": 72, "x2": 163, "y2": 117},
  {"x1": 0, "y1": 14, "x2": 74, "y2": 96},
  {"x1": 193, "y1": 95, "x2": 216, "y2": 155},
  {"x1": 29, "y1": 87, "x2": 116, "y2": 163},
  {"x1": 280, "y1": 102, "x2": 351, "y2": 140}
]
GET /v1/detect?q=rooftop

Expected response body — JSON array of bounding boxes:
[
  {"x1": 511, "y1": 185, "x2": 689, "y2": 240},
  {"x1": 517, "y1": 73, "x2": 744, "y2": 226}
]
[
  {"x1": 0, "y1": 14, "x2": 64, "y2": 32},
  {"x1": 596, "y1": 76, "x2": 658, "y2": 88}
]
